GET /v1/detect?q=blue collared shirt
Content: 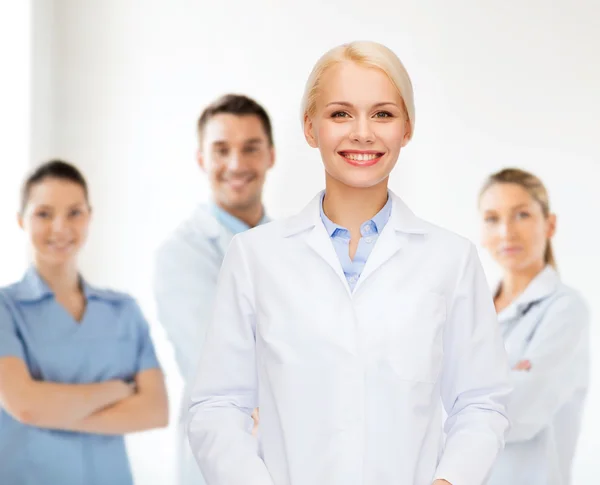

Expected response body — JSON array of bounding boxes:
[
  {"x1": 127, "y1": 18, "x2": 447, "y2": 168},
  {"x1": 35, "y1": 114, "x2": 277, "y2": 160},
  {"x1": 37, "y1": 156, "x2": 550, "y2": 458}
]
[
  {"x1": 209, "y1": 203, "x2": 270, "y2": 235},
  {"x1": 0, "y1": 268, "x2": 161, "y2": 485},
  {"x1": 319, "y1": 193, "x2": 392, "y2": 290}
]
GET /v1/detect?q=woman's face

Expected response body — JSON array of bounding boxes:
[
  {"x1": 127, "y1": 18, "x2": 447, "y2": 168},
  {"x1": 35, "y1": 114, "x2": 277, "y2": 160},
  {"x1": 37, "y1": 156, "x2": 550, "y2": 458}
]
[
  {"x1": 304, "y1": 61, "x2": 410, "y2": 190},
  {"x1": 19, "y1": 178, "x2": 91, "y2": 267},
  {"x1": 480, "y1": 182, "x2": 555, "y2": 272}
]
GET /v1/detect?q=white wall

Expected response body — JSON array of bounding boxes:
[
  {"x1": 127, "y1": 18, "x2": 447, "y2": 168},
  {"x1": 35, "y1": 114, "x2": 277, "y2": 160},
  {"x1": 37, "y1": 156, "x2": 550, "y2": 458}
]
[
  {"x1": 35, "y1": 1, "x2": 599, "y2": 483},
  {"x1": 0, "y1": 1, "x2": 30, "y2": 284}
]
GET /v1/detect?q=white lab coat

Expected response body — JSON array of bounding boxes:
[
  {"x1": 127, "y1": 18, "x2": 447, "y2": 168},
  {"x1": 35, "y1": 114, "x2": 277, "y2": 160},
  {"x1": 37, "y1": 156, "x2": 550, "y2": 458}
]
[
  {"x1": 154, "y1": 206, "x2": 234, "y2": 485},
  {"x1": 188, "y1": 190, "x2": 512, "y2": 485},
  {"x1": 487, "y1": 266, "x2": 590, "y2": 485}
]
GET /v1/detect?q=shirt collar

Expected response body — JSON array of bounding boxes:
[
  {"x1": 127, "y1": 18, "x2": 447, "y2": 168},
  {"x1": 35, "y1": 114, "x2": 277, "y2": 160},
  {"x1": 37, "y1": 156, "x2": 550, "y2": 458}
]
[
  {"x1": 209, "y1": 202, "x2": 270, "y2": 235},
  {"x1": 284, "y1": 190, "x2": 429, "y2": 238},
  {"x1": 13, "y1": 267, "x2": 102, "y2": 302},
  {"x1": 319, "y1": 191, "x2": 393, "y2": 237},
  {"x1": 497, "y1": 265, "x2": 560, "y2": 321}
]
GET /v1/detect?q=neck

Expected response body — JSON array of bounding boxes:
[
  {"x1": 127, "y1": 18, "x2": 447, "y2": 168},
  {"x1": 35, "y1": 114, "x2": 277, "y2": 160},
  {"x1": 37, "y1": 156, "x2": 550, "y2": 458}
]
[
  {"x1": 34, "y1": 258, "x2": 80, "y2": 296},
  {"x1": 323, "y1": 175, "x2": 389, "y2": 236},
  {"x1": 216, "y1": 199, "x2": 265, "y2": 228},
  {"x1": 499, "y1": 260, "x2": 546, "y2": 303}
]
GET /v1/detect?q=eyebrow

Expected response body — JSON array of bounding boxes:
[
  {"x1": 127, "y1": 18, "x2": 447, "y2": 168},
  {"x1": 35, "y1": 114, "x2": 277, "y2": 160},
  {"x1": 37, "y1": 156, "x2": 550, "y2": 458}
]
[
  {"x1": 212, "y1": 138, "x2": 265, "y2": 146},
  {"x1": 325, "y1": 101, "x2": 399, "y2": 108},
  {"x1": 244, "y1": 138, "x2": 266, "y2": 145},
  {"x1": 483, "y1": 203, "x2": 531, "y2": 213},
  {"x1": 33, "y1": 203, "x2": 84, "y2": 211}
]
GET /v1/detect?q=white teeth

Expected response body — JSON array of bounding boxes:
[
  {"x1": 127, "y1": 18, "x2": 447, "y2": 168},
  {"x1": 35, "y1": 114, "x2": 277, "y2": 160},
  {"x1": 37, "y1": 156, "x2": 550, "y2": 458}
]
[{"x1": 343, "y1": 153, "x2": 380, "y2": 161}]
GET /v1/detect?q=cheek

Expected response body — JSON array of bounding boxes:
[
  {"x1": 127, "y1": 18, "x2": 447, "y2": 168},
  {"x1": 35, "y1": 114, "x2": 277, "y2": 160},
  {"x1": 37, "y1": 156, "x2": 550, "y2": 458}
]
[
  {"x1": 376, "y1": 123, "x2": 407, "y2": 147},
  {"x1": 480, "y1": 228, "x2": 497, "y2": 249},
  {"x1": 28, "y1": 221, "x2": 48, "y2": 241},
  {"x1": 317, "y1": 122, "x2": 347, "y2": 147},
  {"x1": 76, "y1": 220, "x2": 91, "y2": 238}
]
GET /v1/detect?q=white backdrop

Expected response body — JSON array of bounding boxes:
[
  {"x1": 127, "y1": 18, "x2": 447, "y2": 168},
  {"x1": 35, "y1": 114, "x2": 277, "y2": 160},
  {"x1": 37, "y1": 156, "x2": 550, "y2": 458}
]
[
  {"x1": 21, "y1": 1, "x2": 600, "y2": 483},
  {"x1": 0, "y1": 0, "x2": 29, "y2": 284}
]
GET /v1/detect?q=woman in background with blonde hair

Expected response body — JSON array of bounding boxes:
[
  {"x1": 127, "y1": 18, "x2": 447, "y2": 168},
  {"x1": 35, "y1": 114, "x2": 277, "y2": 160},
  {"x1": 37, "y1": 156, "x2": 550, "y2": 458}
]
[
  {"x1": 479, "y1": 168, "x2": 590, "y2": 485},
  {"x1": 187, "y1": 41, "x2": 512, "y2": 485}
]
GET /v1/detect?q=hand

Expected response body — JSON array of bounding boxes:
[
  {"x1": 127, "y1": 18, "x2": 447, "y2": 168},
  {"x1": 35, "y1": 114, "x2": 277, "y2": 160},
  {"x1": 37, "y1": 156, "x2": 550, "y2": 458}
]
[
  {"x1": 251, "y1": 408, "x2": 259, "y2": 436},
  {"x1": 111, "y1": 380, "x2": 136, "y2": 401},
  {"x1": 513, "y1": 360, "x2": 532, "y2": 371}
]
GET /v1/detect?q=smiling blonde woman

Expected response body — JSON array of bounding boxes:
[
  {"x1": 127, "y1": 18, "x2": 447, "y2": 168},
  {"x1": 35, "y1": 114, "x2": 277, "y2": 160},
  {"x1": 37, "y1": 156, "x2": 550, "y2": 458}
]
[{"x1": 187, "y1": 41, "x2": 512, "y2": 485}]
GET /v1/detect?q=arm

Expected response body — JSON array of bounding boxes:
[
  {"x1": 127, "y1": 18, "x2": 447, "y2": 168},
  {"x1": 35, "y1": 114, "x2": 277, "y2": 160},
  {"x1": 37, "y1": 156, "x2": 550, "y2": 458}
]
[
  {"x1": 65, "y1": 299, "x2": 169, "y2": 435},
  {"x1": 0, "y1": 357, "x2": 133, "y2": 427},
  {"x1": 434, "y1": 243, "x2": 512, "y2": 485},
  {"x1": 187, "y1": 236, "x2": 274, "y2": 485},
  {"x1": 505, "y1": 294, "x2": 589, "y2": 443},
  {"x1": 64, "y1": 368, "x2": 168, "y2": 434},
  {"x1": 153, "y1": 236, "x2": 219, "y2": 381},
  {"x1": 0, "y1": 297, "x2": 132, "y2": 427}
]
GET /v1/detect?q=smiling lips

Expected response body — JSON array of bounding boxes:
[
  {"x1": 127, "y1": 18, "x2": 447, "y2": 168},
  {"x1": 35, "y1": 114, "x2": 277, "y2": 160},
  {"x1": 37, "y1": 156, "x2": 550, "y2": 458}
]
[
  {"x1": 339, "y1": 150, "x2": 385, "y2": 167},
  {"x1": 223, "y1": 174, "x2": 255, "y2": 190}
]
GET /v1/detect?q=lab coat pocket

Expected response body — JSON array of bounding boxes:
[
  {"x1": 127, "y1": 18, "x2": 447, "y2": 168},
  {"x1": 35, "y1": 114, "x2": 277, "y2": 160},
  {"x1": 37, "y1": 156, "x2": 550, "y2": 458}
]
[{"x1": 384, "y1": 291, "x2": 446, "y2": 384}]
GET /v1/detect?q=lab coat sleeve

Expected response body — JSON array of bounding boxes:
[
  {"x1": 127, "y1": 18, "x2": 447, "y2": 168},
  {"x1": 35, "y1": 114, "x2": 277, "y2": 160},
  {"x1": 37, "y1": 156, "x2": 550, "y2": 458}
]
[
  {"x1": 187, "y1": 235, "x2": 273, "y2": 485},
  {"x1": 434, "y1": 243, "x2": 512, "y2": 485},
  {"x1": 505, "y1": 293, "x2": 589, "y2": 443},
  {"x1": 153, "y1": 236, "x2": 219, "y2": 382}
]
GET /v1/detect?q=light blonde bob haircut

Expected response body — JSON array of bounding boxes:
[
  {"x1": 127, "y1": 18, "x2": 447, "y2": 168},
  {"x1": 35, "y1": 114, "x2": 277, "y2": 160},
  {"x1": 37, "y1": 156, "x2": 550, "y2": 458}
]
[{"x1": 300, "y1": 41, "x2": 416, "y2": 140}]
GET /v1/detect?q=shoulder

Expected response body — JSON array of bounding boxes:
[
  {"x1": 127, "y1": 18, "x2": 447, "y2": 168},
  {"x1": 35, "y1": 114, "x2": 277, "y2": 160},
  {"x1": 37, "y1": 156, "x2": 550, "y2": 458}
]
[
  {"x1": 156, "y1": 206, "x2": 223, "y2": 261},
  {"x1": 544, "y1": 281, "x2": 589, "y2": 323},
  {"x1": 230, "y1": 217, "x2": 294, "y2": 257},
  {"x1": 421, "y1": 220, "x2": 474, "y2": 254},
  {"x1": 86, "y1": 284, "x2": 135, "y2": 308},
  {"x1": 0, "y1": 282, "x2": 23, "y2": 303}
]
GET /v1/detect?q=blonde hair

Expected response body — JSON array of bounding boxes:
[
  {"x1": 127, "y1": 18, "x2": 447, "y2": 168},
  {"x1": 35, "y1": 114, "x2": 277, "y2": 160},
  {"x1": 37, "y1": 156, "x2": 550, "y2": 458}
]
[
  {"x1": 479, "y1": 168, "x2": 557, "y2": 269},
  {"x1": 301, "y1": 41, "x2": 415, "y2": 139}
]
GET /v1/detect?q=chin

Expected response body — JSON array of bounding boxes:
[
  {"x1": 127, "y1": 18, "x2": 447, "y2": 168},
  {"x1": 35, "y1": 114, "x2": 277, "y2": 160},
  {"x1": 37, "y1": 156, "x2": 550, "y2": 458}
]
[
  {"x1": 38, "y1": 251, "x2": 79, "y2": 267},
  {"x1": 335, "y1": 173, "x2": 390, "y2": 190},
  {"x1": 498, "y1": 257, "x2": 533, "y2": 272}
]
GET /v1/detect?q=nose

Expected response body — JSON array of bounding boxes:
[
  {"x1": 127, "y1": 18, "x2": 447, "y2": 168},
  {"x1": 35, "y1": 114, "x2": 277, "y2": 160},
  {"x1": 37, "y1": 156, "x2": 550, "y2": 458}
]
[
  {"x1": 498, "y1": 219, "x2": 516, "y2": 239},
  {"x1": 350, "y1": 117, "x2": 375, "y2": 144},
  {"x1": 225, "y1": 151, "x2": 243, "y2": 171},
  {"x1": 51, "y1": 216, "x2": 70, "y2": 234}
]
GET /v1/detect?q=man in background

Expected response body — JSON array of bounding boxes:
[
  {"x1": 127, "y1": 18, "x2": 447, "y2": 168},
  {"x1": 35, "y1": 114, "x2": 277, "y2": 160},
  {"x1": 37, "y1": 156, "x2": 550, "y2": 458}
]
[{"x1": 153, "y1": 94, "x2": 275, "y2": 485}]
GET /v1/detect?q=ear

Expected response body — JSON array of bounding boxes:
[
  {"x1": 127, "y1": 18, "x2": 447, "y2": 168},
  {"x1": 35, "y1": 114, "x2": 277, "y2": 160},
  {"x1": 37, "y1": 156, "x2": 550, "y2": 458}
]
[
  {"x1": 303, "y1": 114, "x2": 318, "y2": 148},
  {"x1": 401, "y1": 119, "x2": 412, "y2": 148},
  {"x1": 546, "y1": 213, "x2": 557, "y2": 239},
  {"x1": 17, "y1": 212, "x2": 24, "y2": 230},
  {"x1": 196, "y1": 149, "x2": 206, "y2": 172},
  {"x1": 267, "y1": 146, "x2": 276, "y2": 169}
]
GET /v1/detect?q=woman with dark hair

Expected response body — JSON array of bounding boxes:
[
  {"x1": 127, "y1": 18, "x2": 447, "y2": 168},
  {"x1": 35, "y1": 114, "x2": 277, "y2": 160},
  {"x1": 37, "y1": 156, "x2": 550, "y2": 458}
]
[{"x1": 0, "y1": 160, "x2": 169, "y2": 485}]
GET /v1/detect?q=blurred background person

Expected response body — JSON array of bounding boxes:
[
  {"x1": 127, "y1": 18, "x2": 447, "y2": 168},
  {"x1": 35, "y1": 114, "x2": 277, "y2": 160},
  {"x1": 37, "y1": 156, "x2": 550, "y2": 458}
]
[
  {"x1": 479, "y1": 168, "x2": 590, "y2": 485},
  {"x1": 153, "y1": 94, "x2": 275, "y2": 485},
  {"x1": 0, "y1": 160, "x2": 168, "y2": 485}
]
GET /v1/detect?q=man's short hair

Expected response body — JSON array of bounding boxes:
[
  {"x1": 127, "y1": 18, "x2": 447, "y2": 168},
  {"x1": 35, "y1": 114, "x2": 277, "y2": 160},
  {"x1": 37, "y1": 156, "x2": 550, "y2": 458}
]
[{"x1": 197, "y1": 94, "x2": 274, "y2": 146}]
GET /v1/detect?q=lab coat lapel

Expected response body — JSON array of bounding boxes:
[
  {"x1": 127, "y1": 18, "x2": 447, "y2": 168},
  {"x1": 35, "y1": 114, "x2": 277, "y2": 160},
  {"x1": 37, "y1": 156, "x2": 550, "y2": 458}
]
[
  {"x1": 283, "y1": 192, "x2": 351, "y2": 294},
  {"x1": 305, "y1": 219, "x2": 351, "y2": 294},
  {"x1": 354, "y1": 192, "x2": 430, "y2": 293}
]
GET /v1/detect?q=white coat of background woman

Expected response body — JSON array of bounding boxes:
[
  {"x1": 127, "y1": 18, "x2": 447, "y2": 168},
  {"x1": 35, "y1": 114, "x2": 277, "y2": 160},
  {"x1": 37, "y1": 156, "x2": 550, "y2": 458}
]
[{"x1": 479, "y1": 168, "x2": 590, "y2": 485}]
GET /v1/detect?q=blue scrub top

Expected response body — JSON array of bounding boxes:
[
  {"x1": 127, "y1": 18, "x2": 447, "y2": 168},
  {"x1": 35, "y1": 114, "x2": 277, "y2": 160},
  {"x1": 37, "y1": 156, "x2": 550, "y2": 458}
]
[{"x1": 0, "y1": 267, "x2": 161, "y2": 485}]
